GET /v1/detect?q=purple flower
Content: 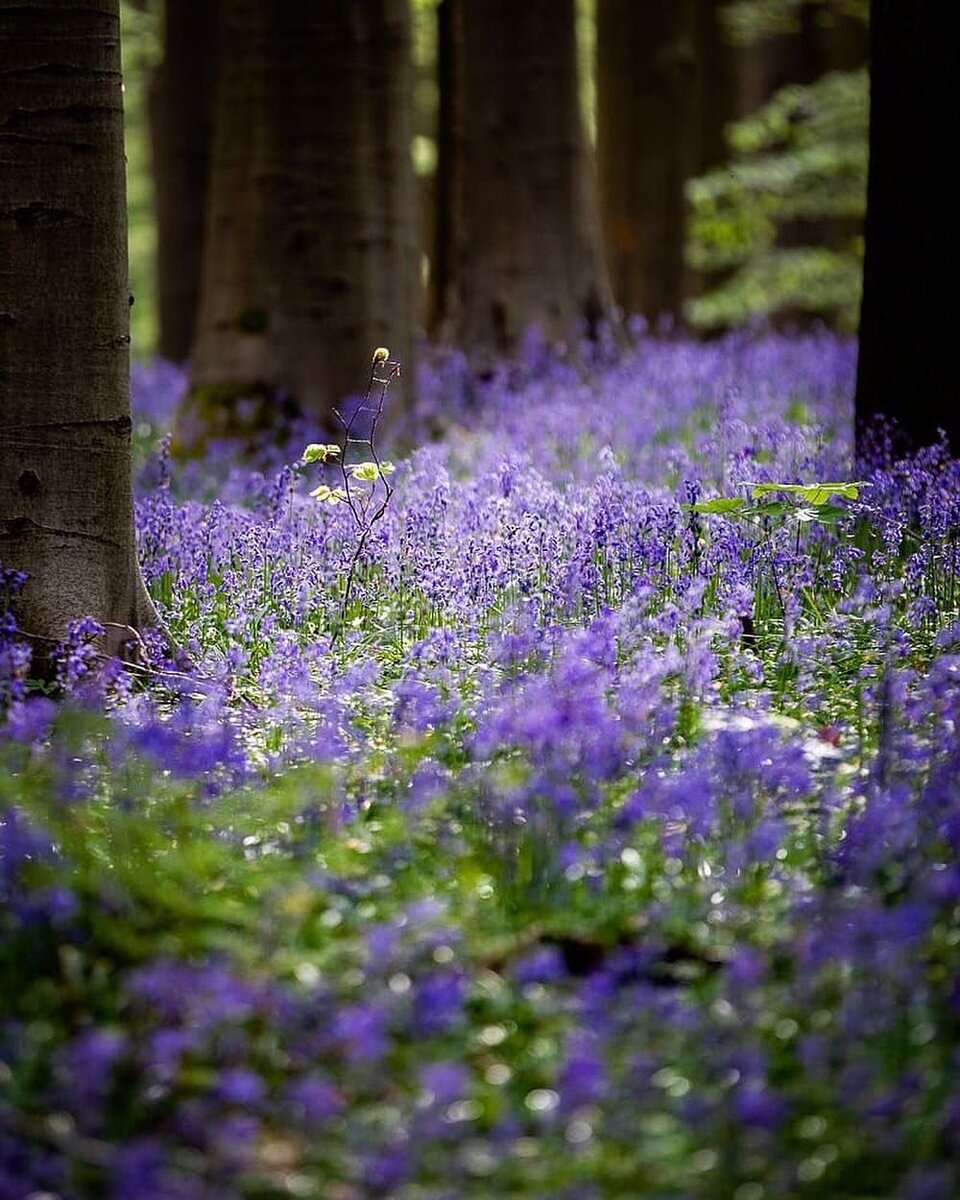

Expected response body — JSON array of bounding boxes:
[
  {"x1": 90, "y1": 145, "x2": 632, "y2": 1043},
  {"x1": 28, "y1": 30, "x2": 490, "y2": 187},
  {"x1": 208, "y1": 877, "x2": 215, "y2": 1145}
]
[
  {"x1": 334, "y1": 1002, "x2": 388, "y2": 1066},
  {"x1": 362, "y1": 1144, "x2": 411, "y2": 1194},
  {"x1": 413, "y1": 970, "x2": 466, "y2": 1036},
  {"x1": 559, "y1": 1034, "x2": 608, "y2": 1113},
  {"x1": 285, "y1": 1073, "x2": 343, "y2": 1127},
  {"x1": 58, "y1": 1027, "x2": 125, "y2": 1116},
  {"x1": 216, "y1": 1066, "x2": 266, "y2": 1108},
  {"x1": 419, "y1": 1061, "x2": 470, "y2": 1106},
  {"x1": 512, "y1": 944, "x2": 566, "y2": 985},
  {"x1": 731, "y1": 1080, "x2": 787, "y2": 1130}
]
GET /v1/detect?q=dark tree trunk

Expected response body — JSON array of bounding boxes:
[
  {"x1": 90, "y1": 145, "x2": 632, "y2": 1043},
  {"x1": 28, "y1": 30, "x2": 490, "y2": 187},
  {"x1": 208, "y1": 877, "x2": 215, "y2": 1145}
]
[
  {"x1": 819, "y1": 6, "x2": 868, "y2": 75},
  {"x1": 0, "y1": 0, "x2": 158, "y2": 660},
  {"x1": 427, "y1": 0, "x2": 463, "y2": 337},
  {"x1": 149, "y1": 0, "x2": 219, "y2": 364},
  {"x1": 452, "y1": 0, "x2": 615, "y2": 357},
  {"x1": 597, "y1": 0, "x2": 701, "y2": 326},
  {"x1": 694, "y1": 0, "x2": 738, "y2": 174},
  {"x1": 855, "y1": 0, "x2": 960, "y2": 455},
  {"x1": 181, "y1": 0, "x2": 417, "y2": 445},
  {"x1": 739, "y1": 2, "x2": 866, "y2": 111},
  {"x1": 738, "y1": 2, "x2": 821, "y2": 115}
]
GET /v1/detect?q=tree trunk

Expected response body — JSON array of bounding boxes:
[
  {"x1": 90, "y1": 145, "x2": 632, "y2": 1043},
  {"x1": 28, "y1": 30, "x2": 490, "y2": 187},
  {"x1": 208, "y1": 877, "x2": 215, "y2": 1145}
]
[
  {"x1": 182, "y1": 0, "x2": 417, "y2": 445},
  {"x1": 738, "y1": 1, "x2": 864, "y2": 113},
  {"x1": 427, "y1": 0, "x2": 463, "y2": 337},
  {"x1": 452, "y1": 0, "x2": 615, "y2": 358},
  {"x1": 855, "y1": 0, "x2": 960, "y2": 455},
  {"x1": 737, "y1": 4, "x2": 816, "y2": 116},
  {"x1": 597, "y1": 0, "x2": 701, "y2": 326},
  {"x1": 694, "y1": 0, "x2": 738, "y2": 174},
  {"x1": 149, "y1": 0, "x2": 219, "y2": 364},
  {"x1": 0, "y1": 0, "x2": 158, "y2": 662}
]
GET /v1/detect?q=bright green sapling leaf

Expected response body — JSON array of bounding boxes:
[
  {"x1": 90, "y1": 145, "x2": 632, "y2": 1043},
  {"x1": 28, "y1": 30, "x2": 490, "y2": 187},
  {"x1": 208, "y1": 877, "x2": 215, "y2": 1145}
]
[
  {"x1": 748, "y1": 481, "x2": 867, "y2": 503},
  {"x1": 686, "y1": 498, "x2": 749, "y2": 515},
  {"x1": 301, "y1": 443, "x2": 342, "y2": 464},
  {"x1": 348, "y1": 461, "x2": 394, "y2": 482},
  {"x1": 309, "y1": 484, "x2": 348, "y2": 504}
]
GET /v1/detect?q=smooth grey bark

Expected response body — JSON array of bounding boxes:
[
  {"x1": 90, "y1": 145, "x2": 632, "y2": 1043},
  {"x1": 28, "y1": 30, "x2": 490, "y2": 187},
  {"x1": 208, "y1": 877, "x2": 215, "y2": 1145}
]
[
  {"x1": 182, "y1": 0, "x2": 417, "y2": 444},
  {"x1": 452, "y1": 0, "x2": 616, "y2": 357},
  {"x1": 150, "y1": 0, "x2": 219, "y2": 364},
  {"x1": 0, "y1": 0, "x2": 158, "y2": 661}
]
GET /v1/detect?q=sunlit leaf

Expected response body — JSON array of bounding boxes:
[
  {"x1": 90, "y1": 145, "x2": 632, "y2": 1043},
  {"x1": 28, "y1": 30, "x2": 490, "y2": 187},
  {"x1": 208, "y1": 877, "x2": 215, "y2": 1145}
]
[
  {"x1": 686, "y1": 498, "x2": 749, "y2": 515},
  {"x1": 301, "y1": 443, "x2": 341, "y2": 464},
  {"x1": 309, "y1": 484, "x2": 348, "y2": 504},
  {"x1": 349, "y1": 462, "x2": 384, "y2": 482}
]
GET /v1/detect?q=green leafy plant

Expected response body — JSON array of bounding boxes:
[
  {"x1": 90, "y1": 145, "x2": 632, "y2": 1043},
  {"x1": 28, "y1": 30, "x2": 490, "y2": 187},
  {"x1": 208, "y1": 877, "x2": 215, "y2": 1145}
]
[
  {"x1": 687, "y1": 479, "x2": 867, "y2": 523},
  {"x1": 299, "y1": 347, "x2": 401, "y2": 642},
  {"x1": 686, "y1": 0, "x2": 867, "y2": 330}
]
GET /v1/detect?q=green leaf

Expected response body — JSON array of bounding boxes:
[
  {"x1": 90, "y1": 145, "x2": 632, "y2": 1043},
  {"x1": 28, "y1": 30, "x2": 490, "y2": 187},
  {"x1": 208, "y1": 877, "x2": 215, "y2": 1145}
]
[
  {"x1": 685, "y1": 498, "x2": 749, "y2": 515},
  {"x1": 752, "y1": 500, "x2": 792, "y2": 518},
  {"x1": 747, "y1": 481, "x2": 867, "y2": 503},
  {"x1": 807, "y1": 503, "x2": 850, "y2": 524},
  {"x1": 301, "y1": 443, "x2": 341, "y2": 464},
  {"x1": 309, "y1": 484, "x2": 348, "y2": 504},
  {"x1": 348, "y1": 461, "x2": 388, "y2": 482}
]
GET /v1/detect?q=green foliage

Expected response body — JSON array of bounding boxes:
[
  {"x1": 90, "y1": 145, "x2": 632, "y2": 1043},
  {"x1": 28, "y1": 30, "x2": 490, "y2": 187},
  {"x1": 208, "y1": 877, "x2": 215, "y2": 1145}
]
[
  {"x1": 687, "y1": 478, "x2": 865, "y2": 527},
  {"x1": 722, "y1": 0, "x2": 868, "y2": 44},
  {"x1": 686, "y1": 7, "x2": 868, "y2": 330},
  {"x1": 746, "y1": 480, "x2": 864, "y2": 502},
  {"x1": 301, "y1": 443, "x2": 342, "y2": 465},
  {"x1": 686, "y1": 245, "x2": 863, "y2": 330},
  {"x1": 348, "y1": 460, "x2": 395, "y2": 482}
]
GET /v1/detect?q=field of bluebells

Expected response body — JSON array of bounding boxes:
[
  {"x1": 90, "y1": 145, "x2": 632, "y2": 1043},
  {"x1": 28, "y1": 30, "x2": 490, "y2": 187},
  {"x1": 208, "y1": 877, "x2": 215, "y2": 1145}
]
[{"x1": 2, "y1": 331, "x2": 960, "y2": 1200}]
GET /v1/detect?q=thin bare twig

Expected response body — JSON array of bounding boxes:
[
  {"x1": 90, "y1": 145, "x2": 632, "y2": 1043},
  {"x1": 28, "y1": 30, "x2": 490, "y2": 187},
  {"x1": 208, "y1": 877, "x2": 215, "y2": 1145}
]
[{"x1": 327, "y1": 350, "x2": 400, "y2": 644}]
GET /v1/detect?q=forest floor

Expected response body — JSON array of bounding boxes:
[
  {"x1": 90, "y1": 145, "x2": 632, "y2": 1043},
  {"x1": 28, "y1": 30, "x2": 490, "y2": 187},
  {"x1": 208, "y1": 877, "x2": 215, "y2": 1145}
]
[{"x1": 2, "y1": 332, "x2": 959, "y2": 1200}]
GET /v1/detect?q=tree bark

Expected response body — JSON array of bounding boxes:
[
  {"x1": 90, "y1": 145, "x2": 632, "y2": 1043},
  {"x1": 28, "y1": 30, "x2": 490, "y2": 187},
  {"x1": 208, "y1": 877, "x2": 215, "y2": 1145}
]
[
  {"x1": 149, "y1": 0, "x2": 219, "y2": 364},
  {"x1": 0, "y1": 0, "x2": 158, "y2": 661},
  {"x1": 738, "y1": 1, "x2": 865, "y2": 113},
  {"x1": 452, "y1": 0, "x2": 615, "y2": 357},
  {"x1": 694, "y1": 0, "x2": 739, "y2": 174},
  {"x1": 427, "y1": 0, "x2": 463, "y2": 337},
  {"x1": 597, "y1": 0, "x2": 701, "y2": 326},
  {"x1": 855, "y1": 0, "x2": 960, "y2": 455},
  {"x1": 182, "y1": 0, "x2": 417, "y2": 444}
]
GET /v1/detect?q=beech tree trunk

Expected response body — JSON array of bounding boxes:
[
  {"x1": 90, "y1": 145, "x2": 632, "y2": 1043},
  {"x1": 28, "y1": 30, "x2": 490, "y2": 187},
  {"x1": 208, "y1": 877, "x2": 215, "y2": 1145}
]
[
  {"x1": 182, "y1": 0, "x2": 417, "y2": 443},
  {"x1": 427, "y1": 0, "x2": 463, "y2": 337},
  {"x1": 149, "y1": 0, "x2": 219, "y2": 364},
  {"x1": 738, "y1": 1, "x2": 865, "y2": 115},
  {"x1": 452, "y1": 0, "x2": 615, "y2": 357},
  {"x1": 597, "y1": 0, "x2": 700, "y2": 325},
  {"x1": 694, "y1": 0, "x2": 738, "y2": 175},
  {"x1": 855, "y1": 0, "x2": 960, "y2": 455},
  {"x1": 0, "y1": 0, "x2": 158, "y2": 660}
]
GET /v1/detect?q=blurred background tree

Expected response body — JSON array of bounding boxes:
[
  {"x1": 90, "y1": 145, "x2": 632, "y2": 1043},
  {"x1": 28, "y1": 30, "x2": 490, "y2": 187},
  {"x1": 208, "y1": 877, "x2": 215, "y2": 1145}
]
[
  {"x1": 178, "y1": 0, "x2": 417, "y2": 445},
  {"x1": 596, "y1": 0, "x2": 737, "y2": 329},
  {"x1": 116, "y1": 0, "x2": 883, "y2": 430},
  {"x1": 685, "y1": 0, "x2": 868, "y2": 332},
  {"x1": 438, "y1": 0, "x2": 616, "y2": 357},
  {"x1": 121, "y1": 0, "x2": 871, "y2": 361},
  {"x1": 148, "y1": 0, "x2": 218, "y2": 364}
]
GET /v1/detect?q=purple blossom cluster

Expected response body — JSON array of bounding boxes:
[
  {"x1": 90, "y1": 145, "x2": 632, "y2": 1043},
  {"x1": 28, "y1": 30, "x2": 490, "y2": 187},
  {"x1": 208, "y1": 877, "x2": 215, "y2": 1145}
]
[{"x1": 2, "y1": 331, "x2": 959, "y2": 1198}]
